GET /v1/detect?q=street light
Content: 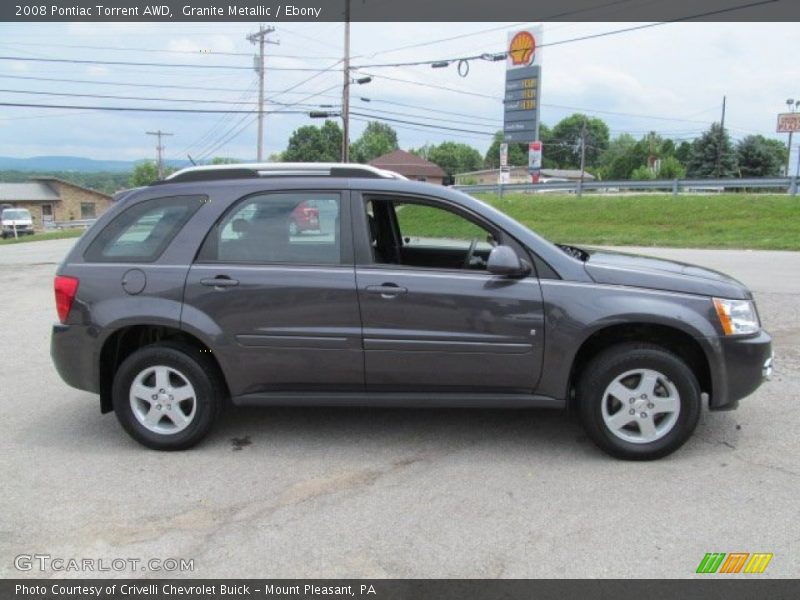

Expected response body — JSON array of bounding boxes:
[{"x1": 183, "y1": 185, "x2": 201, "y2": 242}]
[{"x1": 341, "y1": 74, "x2": 372, "y2": 162}]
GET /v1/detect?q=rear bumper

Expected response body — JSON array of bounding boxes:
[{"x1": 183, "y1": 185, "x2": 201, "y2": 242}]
[
  {"x1": 709, "y1": 329, "x2": 772, "y2": 411},
  {"x1": 51, "y1": 323, "x2": 99, "y2": 394}
]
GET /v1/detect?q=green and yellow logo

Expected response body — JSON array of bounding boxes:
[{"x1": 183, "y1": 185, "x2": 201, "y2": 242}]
[{"x1": 696, "y1": 552, "x2": 773, "y2": 574}]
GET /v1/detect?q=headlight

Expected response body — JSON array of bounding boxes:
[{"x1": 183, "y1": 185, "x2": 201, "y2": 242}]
[{"x1": 713, "y1": 298, "x2": 760, "y2": 335}]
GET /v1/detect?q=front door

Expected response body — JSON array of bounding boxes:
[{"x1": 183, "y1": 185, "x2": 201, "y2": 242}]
[
  {"x1": 354, "y1": 194, "x2": 545, "y2": 394},
  {"x1": 182, "y1": 190, "x2": 363, "y2": 398}
]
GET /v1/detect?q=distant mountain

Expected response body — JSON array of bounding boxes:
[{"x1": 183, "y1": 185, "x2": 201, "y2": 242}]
[{"x1": 0, "y1": 155, "x2": 191, "y2": 173}]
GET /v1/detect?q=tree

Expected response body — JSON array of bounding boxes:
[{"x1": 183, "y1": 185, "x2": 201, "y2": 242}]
[
  {"x1": 410, "y1": 143, "x2": 435, "y2": 161},
  {"x1": 631, "y1": 165, "x2": 656, "y2": 180},
  {"x1": 129, "y1": 161, "x2": 168, "y2": 187},
  {"x1": 426, "y1": 142, "x2": 483, "y2": 179},
  {"x1": 350, "y1": 121, "x2": 399, "y2": 163},
  {"x1": 674, "y1": 141, "x2": 692, "y2": 167},
  {"x1": 283, "y1": 120, "x2": 343, "y2": 162},
  {"x1": 656, "y1": 156, "x2": 686, "y2": 179},
  {"x1": 597, "y1": 133, "x2": 639, "y2": 180},
  {"x1": 547, "y1": 114, "x2": 610, "y2": 169},
  {"x1": 211, "y1": 157, "x2": 241, "y2": 164},
  {"x1": 736, "y1": 135, "x2": 787, "y2": 177},
  {"x1": 687, "y1": 123, "x2": 737, "y2": 178}
]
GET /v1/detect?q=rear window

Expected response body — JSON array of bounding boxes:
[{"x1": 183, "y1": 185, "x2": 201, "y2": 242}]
[{"x1": 84, "y1": 195, "x2": 205, "y2": 263}]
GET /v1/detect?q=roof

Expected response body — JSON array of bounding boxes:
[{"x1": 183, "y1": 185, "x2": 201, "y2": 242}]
[
  {"x1": 30, "y1": 177, "x2": 112, "y2": 198},
  {"x1": 368, "y1": 150, "x2": 446, "y2": 178},
  {"x1": 0, "y1": 181, "x2": 60, "y2": 202}
]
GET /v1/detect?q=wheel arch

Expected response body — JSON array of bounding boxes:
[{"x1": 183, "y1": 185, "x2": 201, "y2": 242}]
[
  {"x1": 98, "y1": 324, "x2": 229, "y2": 413},
  {"x1": 567, "y1": 322, "x2": 713, "y2": 411}
]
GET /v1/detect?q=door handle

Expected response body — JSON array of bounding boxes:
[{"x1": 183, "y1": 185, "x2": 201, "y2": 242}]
[
  {"x1": 200, "y1": 276, "x2": 239, "y2": 289},
  {"x1": 365, "y1": 283, "x2": 408, "y2": 298}
]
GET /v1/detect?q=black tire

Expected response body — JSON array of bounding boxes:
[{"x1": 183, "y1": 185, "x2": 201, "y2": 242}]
[
  {"x1": 111, "y1": 343, "x2": 223, "y2": 450},
  {"x1": 577, "y1": 343, "x2": 701, "y2": 460}
]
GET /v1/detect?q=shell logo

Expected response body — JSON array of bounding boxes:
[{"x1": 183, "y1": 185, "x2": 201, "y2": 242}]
[{"x1": 509, "y1": 31, "x2": 536, "y2": 66}]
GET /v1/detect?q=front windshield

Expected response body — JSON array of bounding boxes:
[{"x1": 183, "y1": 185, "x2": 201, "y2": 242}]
[{"x1": 2, "y1": 209, "x2": 31, "y2": 220}]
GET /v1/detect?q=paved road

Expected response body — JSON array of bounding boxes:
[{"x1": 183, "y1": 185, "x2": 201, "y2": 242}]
[{"x1": 1, "y1": 239, "x2": 798, "y2": 579}]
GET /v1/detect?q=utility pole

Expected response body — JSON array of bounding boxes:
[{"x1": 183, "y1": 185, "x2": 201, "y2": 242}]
[
  {"x1": 715, "y1": 95, "x2": 727, "y2": 178},
  {"x1": 577, "y1": 116, "x2": 587, "y2": 198},
  {"x1": 146, "y1": 130, "x2": 173, "y2": 179},
  {"x1": 341, "y1": 0, "x2": 351, "y2": 162},
  {"x1": 247, "y1": 24, "x2": 278, "y2": 162}
]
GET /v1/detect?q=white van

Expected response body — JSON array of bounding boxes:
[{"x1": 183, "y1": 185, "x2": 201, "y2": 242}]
[{"x1": 1, "y1": 208, "x2": 35, "y2": 238}]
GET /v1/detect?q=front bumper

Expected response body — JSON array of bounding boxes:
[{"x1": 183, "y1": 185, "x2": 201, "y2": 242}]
[{"x1": 709, "y1": 329, "x2": 772, "y2": 411}]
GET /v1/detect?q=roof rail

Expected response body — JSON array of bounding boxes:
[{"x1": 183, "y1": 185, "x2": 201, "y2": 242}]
[{"x1": 159, "y1": 162, "x2": 406, "y2": 184}]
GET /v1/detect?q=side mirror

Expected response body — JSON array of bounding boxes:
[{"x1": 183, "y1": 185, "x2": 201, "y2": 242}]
[{"x1": 487, "y1": 245, "x2": 531, "y2": 277}]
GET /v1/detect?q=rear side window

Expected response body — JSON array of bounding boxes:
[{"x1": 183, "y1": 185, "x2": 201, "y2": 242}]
[
  {"x1": 198, "y1": 192, "x2": 341, "y2": 265},
  {"x1": 84, "y1": 195, "x2": 205, "y2": 263}
]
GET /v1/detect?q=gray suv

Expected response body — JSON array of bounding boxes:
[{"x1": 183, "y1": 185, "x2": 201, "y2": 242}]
[{"x1": 50, "y1": 163, "x2": 772, "y2": 459}]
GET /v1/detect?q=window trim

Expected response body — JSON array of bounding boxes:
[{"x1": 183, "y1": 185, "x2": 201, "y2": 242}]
[
  {"x1": 355, "y1": 192, "x2": 536, "y2": 277},
  {"x1": 194, "y1": 189, "x2": 351, "y2": 267},
  {"x1": 83, "y1": 194, "x2": 205, "y2": 264}
]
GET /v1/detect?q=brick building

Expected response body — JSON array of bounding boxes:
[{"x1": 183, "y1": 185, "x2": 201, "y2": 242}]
[
  {"x1": 368, "y1": 150, "x2": 447, "y2": 185},
  {"x1": 0, "y1": 177, "x2": 113, "y2": 230}
]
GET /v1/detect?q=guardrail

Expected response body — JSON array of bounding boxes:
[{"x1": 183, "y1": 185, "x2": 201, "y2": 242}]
[
  {"x1": 44, "y1": 218, "x2": 97, "y2": 230},
  {"x1": 453, "y1": 177, "x2": 799, "y2": 196}
]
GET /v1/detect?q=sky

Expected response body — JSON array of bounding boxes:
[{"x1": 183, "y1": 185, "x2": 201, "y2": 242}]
[{"x1": 0, "y1": 20, "x2": 797, "y2": 169}]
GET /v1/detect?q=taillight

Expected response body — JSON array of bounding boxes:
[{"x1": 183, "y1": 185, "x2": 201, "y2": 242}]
[{"x1": 54, "y1": 275, "x2": 79, "y2": 324}]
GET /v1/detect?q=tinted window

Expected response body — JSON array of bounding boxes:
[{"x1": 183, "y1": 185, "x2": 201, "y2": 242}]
[
  {"x1": 200, "y1": 193, "x2": 341, "y2": 265},
  {"x1": 84, "y1": 195, "x2": 204, "y2": 263}
]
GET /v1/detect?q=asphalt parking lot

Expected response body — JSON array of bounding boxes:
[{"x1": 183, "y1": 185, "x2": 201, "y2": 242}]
[{"x1": 1, "y1": 238, "x2": 798, "y2": 579}]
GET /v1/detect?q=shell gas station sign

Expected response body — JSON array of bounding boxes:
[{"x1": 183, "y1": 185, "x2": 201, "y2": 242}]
[{"x1": 503, "y1": 26, "x2": 543, "y2": 145}]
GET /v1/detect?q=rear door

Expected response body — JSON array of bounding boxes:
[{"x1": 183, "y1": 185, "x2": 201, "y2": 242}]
[
  {"x1": 354, "y1": 192, "x2": 545, "y2": 394},
  {"x1": 182, "y1": 190, "x2": 364, "y2": 398}
]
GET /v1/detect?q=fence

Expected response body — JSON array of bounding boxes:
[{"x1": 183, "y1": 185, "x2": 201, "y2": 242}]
[
  {"x1": 453, "y1": 177, "x2": 799, "y2": 197},
  {"x1": 43, "y1": 218, "x2": 96, "y2": 230}
]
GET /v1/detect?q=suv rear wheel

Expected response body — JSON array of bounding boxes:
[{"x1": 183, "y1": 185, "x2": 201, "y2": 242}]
[
  {"x1": 111, "y1": 343, "x2": 223, "y2": 450},
  {"x1": 577, "y1": 343, "x2": 701, "y2": 460}
]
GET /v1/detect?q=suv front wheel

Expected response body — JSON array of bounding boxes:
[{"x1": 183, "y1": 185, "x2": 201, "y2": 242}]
[
  {"x1": 111, "y1": 343, "x2": 223, "y2": 450},
  {"x1": 577, "y1": 343, "x2": 701, "y2": 460}
]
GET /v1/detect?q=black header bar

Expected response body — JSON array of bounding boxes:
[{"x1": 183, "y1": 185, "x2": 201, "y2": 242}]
[{"x1": 3, "y1": 0, "x2": 798, "y2": 22}]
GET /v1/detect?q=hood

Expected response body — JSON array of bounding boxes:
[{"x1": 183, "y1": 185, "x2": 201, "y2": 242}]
[{"x1": 582, "y1": 248, "x2": 751, "y2": 300}]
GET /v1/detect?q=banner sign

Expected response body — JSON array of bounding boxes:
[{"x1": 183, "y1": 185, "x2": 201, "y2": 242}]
[
  {"x1": 503, "y1": 26, "x2": 543, "y2": 145},
  {"x1": 777, "y1": 113, "x2": 800, "y2": 133}
]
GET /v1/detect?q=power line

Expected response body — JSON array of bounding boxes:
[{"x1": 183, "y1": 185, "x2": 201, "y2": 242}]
[
  {"x1": 354, "y1": 0, "x2": 778, "y2": 69},
  {"x1": 0, "y1": 54, "x2": 337, "y2": 72},
  {"x1": 350, "y1": 111, "x2": 495, "y2": 136},
  {"x1": 0, "y1": 101, "x2": 314, "y2": 114},
  {"x1": 356, "y1": 96, "x2": 502, "y2": 125},
  {"x1": 0, "y1": 87, "x2": 275, "y2": 106},
  {"x1": 349, "y1": 115, "x2": 490, "y2": 142},
  {"x1": 0, "y1": 40, "x2": 340, "y2": 60},
  {"x1": 173, "y1": 79, "x2": 260, "y2": 160},
  {"x1": 0, "y1": 73, "x2": 328, "y2": 95},
  {"x1": 354, "y1": 1, "x2": 641, "y2": 59},
  {"x1": 358, "y1": 72, "x2": 501, "y2": 100}
]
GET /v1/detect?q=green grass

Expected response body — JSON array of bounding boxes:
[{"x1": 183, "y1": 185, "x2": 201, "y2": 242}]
[
  {"x1": 0, "y1": 229, "x2": 84, "y2": 245},
  {"x1": 410, "y1": 193, "x2": 800, "y2": 251}
]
